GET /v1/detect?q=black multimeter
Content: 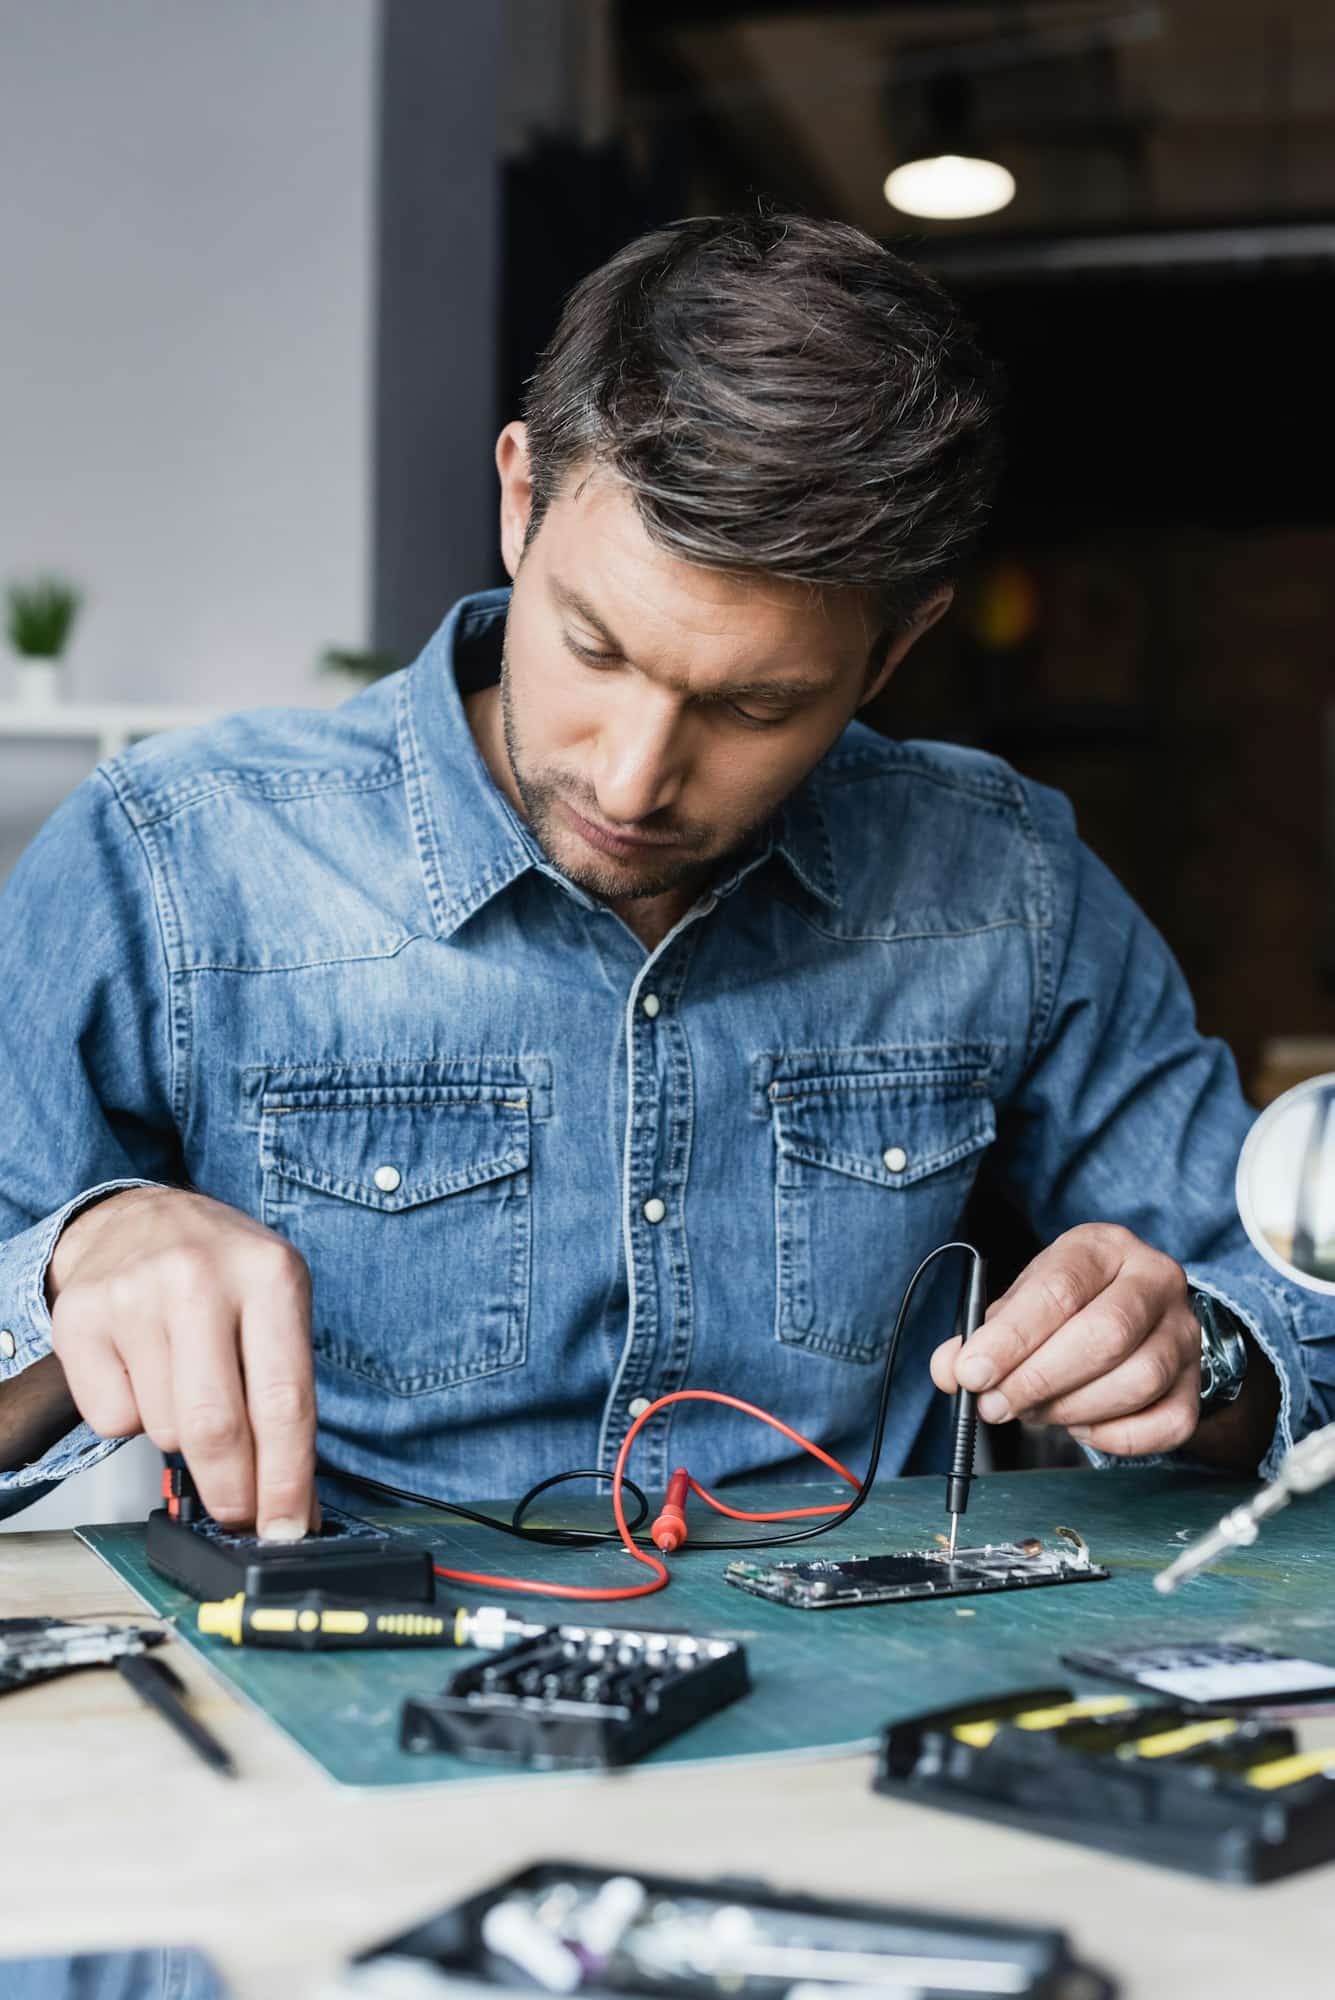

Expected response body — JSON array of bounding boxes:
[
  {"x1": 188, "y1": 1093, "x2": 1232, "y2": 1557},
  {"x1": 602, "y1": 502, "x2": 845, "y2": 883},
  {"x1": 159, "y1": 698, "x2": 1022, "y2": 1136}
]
[
  {"x1": 145, "y1": 1504, "x2": 435, "y2": 1603},
  {"x1": 147, "y1": 1454, "x2": 434, "y2": 1603}
]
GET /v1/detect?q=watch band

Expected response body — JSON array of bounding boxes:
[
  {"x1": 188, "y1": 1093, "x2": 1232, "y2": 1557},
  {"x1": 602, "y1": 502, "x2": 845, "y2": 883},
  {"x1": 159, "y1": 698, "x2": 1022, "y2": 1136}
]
[{"x1": 1191, "y1": 1287, "x2": 1249, "y2": 1415}]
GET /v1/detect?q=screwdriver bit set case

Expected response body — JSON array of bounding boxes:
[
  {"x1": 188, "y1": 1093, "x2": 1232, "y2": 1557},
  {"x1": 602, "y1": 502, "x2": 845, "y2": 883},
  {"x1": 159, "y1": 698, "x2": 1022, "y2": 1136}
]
[
  {"x1": 400, "y1": 1624, "x2": 751, "y2": 1769},
  {"x1": 346, "y1": 1859, "x2": 1114, "y2": 2000}
]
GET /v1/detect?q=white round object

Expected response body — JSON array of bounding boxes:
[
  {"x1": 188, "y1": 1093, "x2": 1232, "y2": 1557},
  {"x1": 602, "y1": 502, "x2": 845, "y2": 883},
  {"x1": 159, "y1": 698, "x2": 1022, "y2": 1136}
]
[
  {"x1": 1237, "y1": 1072, "x2": 1335, "y2": 1295},
  {"x1": 373, "y1": 1164, "x2": 403, "y2": 1194},
  {"x1": 642, "y1": 1196, "x2": 666, "y2": 1224},
  {"x1": 884, "y1": 153, "x2": 1016, "y2": 221}
]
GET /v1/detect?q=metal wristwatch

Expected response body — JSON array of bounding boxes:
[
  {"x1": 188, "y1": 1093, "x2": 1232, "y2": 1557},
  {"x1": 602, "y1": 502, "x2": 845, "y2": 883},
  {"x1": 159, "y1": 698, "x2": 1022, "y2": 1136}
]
[{"x1": 1190, "y1": 1287, "x2": 1250, "y2": 1416}]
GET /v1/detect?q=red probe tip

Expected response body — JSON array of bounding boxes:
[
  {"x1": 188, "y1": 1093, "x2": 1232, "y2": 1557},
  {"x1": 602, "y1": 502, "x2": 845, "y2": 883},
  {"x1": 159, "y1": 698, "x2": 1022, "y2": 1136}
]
[{"x1": 650, "y1": 1467, "x2": 692, "y2": 1554}]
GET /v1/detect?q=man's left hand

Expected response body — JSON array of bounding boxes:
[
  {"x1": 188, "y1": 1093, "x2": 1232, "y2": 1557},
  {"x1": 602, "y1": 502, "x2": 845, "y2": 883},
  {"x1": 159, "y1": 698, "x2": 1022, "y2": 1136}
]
[{"x1": 929, "y1": 1223, "x2": 1201, "y2": 1456}]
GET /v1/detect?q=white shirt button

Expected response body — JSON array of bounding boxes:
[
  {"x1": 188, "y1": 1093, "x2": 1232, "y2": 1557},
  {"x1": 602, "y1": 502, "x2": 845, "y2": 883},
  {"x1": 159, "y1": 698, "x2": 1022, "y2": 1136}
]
[
  {"x1": 882, "y1": 1147, "x2": 909, "y2": 1173},
  {"x1": 641, "y1": 992, "x2": 661, "y2": 1019},
  {"x1": 628, "y1": 1396, "x2": 653, "y2": 1419},
  {"x1": 0, "y1": 1330, "x2": 15, "y2": 1360},
  {"x1": 373, "y1": 1165, "x2": 403, "y2": 1193},
  {"x1": 642, "y1": 1196, "x2": 667, "y2": 1224}
]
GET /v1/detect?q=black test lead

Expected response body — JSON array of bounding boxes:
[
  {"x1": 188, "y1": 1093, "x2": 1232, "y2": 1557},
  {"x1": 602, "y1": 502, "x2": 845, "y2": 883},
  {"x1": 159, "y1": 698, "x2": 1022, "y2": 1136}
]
[{"x1": 946, "y1": 1252, "x2": 988, "y2": 1560}]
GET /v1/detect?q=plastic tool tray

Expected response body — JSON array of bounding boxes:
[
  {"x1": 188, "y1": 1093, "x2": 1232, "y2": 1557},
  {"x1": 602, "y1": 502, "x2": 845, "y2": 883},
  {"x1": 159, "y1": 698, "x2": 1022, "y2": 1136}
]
[
  {"x1": 400, "y1": 1623, "x2": 751, "y2": 1769},
  {"x1": 349, "y1": 1858, "x2": 1114, "y2": 2000},
  {"x1": 877, "y1": 1686, "x2": 1335, "y2": 1883}
]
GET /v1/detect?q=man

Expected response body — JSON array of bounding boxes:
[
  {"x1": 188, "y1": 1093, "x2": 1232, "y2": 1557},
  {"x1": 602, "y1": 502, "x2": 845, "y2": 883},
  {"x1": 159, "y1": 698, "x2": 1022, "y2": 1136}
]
[{"x1": 0, "y1": 215, "x2": 1322, "y2": 1539}]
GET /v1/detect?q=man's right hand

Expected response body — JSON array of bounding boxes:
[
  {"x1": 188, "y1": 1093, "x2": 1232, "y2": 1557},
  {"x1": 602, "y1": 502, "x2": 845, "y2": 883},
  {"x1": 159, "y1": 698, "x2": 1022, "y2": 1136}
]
[{"x1": 46, "y1": 1186, "x2": 317, "y2": 1538}]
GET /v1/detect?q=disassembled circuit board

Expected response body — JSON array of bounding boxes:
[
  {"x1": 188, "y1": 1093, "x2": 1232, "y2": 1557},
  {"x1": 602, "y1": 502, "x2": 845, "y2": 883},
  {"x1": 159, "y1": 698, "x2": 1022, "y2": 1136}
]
[
  {"x1": 0, "y1": 1618, "x2": 164, "y2": 1696},
  {"x1": 723, "y1": 1529, "x2": 1108, "y2": 1610}
]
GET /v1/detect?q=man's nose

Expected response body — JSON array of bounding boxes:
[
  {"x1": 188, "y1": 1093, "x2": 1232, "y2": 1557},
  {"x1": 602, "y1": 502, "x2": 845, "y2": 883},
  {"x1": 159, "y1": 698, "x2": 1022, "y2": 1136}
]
[{"x1": 594, "y1": 693, "x2": 687, "y2": 825}]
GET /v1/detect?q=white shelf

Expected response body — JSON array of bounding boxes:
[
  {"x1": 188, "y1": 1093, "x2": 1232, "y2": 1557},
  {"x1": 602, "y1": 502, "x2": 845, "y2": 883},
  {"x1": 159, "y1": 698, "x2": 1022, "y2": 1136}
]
[
  {"x1": 0, "y1": 690, "x2": 345, "y2": 760},
  {"x1": 0, "y1": 703, "x2": 220, "y2": 756}
]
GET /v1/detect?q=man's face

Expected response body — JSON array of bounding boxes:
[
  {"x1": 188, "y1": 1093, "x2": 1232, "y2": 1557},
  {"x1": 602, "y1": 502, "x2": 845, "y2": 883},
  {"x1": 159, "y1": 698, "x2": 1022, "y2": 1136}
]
[{"x1": 495, "y1": 430, "x2": 908, "y2": 909}]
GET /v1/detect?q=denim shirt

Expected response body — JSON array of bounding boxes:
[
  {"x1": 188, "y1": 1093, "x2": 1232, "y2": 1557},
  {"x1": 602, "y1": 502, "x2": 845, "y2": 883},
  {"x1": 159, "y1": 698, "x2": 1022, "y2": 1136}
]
[{"x1": 0, "y1": 589, "x2": 1328, "y2": 1514}]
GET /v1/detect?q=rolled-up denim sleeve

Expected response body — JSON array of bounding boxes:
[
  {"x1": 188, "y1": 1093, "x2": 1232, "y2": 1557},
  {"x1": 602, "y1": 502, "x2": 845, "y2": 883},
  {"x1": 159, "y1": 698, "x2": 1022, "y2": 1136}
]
[
  {"x1": 0, "y1": 769, "x2": 181, "y2": 1507},
  {"x1": 992, "y1": 780, "x2": 1333, "y2": 1479}
]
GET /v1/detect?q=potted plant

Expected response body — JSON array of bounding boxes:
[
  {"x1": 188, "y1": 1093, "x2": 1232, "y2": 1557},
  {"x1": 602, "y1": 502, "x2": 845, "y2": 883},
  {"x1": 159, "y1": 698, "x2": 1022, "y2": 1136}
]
[{"x1": 6, "y1": 578, "x2": 82, "y2": 709}]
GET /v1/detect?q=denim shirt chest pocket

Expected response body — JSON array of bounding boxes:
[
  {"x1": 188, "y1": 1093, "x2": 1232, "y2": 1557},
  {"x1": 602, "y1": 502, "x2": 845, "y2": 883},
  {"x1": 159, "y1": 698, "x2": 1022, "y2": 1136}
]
[
  {"x1": 256, "y1": 1059, "x2": 546, "y2": 1395},
  {"x1": 756, "y1": 1046, "x2": 998, "y2": 1363}
]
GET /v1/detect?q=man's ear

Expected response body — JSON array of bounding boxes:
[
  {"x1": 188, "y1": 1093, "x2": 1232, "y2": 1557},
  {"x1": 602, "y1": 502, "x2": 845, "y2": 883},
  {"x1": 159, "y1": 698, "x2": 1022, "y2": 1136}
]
[
  {"x1": 858, "y1": 587, "x2": 954, "y2": 709},
  {"x1": 495, "y1": 421, "x2": 534, "y2": 581}
]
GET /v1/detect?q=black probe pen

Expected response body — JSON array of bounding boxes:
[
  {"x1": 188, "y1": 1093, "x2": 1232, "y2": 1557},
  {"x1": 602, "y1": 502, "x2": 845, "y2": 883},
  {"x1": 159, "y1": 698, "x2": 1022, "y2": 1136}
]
[
  {"x1": 945, "y1": 1252, "x2": 988, "y2": 1560},
  {"x1": 115, "y1": 1651, "x2": 235, "y2": 1777}
]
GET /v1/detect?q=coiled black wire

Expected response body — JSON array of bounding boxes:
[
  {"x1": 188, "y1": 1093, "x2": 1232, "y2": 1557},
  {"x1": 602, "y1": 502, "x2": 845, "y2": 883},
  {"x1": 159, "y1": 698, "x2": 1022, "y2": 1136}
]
[
  {"x1": 322, "y1": 1463, "x2": 652, "y2": 1547},
  {"x1": 325, "y1": 1240, "x2": 980, "y2": 1556}
]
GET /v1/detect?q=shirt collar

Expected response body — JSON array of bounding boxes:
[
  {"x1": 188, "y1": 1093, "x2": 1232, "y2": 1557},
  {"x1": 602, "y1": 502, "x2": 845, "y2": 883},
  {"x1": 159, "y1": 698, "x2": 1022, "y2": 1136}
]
[{"x1": 399, "y1": 589, "x2": 842, "y2": 942}]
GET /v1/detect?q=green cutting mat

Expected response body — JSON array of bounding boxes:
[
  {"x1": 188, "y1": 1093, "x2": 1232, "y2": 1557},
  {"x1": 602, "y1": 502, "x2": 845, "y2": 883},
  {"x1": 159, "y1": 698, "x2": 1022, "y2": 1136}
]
[{"x1": 77, "y1": 1468, "x2": 1335, "y2": 1788}]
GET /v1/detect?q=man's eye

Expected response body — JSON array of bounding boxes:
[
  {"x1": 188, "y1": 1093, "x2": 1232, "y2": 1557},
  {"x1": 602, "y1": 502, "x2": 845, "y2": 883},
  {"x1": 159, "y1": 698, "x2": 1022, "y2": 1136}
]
[
  {"x1": 728, "y1": 703, "x2": 791, "y2": 728},
  {"x1": 564, "y1": 633, "x2": 618, "y2": 665}
]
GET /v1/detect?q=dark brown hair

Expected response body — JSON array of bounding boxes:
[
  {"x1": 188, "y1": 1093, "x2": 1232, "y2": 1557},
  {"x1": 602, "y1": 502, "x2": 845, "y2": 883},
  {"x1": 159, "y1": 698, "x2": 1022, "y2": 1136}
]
[{"x1": 522, "y1": 212, "x2": 1002, "y2": 629}]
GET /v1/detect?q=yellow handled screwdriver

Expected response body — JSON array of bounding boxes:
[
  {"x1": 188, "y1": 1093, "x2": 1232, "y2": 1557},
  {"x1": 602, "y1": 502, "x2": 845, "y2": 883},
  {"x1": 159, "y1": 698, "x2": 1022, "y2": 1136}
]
[{"x1": 197, "y1": 1591, "x2": 547, "y2": 1651}]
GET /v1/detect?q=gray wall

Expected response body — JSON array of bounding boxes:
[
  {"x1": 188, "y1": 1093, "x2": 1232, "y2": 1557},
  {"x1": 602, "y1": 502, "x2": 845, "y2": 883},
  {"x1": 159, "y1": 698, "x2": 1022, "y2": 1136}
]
[
  {"x1": 0, "y1": 0, "x2": 379, "y2": 1529},
  {"x1": 371, "y1": 0, "x2": 506, "y2": 667},
  {"x1": 0, "y1": 0, "x2": 377, "y2": 713}
]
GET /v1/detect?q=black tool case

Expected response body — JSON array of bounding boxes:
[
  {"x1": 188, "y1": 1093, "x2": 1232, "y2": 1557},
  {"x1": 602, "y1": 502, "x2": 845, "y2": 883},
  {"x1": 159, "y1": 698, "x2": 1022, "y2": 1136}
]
[
  {"x1": 877, "y1": 1696, "x2": 1335, "y2": 1883},
  {"x1": 400, "y1": 1624, "x2": 750, "y2": 1769},
  {"x1": 352, "y1": 1858, "x2": 1114, "y2": 2000}
]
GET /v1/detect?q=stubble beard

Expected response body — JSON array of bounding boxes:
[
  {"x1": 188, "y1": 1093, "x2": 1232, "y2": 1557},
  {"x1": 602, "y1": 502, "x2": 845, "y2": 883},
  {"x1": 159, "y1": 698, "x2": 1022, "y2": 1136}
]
[{"x1": 498, "y1": 643, "x2": 740, "y2": 904}]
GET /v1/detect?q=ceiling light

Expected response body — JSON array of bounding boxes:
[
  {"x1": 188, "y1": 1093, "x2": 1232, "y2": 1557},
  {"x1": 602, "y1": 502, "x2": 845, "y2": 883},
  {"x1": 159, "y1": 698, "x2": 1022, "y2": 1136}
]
[{"x1": 884, "y1": 153, "x2": 1016, "y2": 221}]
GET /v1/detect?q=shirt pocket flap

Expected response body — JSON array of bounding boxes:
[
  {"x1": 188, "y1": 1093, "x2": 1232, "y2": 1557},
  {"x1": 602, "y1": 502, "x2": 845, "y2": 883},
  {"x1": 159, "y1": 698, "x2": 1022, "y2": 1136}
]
[
  {"x1": 770, "y1": 1072, "x2": 995, "y2": 1188},
  {"x1": 262, "y1": 1087, "x2": 531, "y2": 1211}
]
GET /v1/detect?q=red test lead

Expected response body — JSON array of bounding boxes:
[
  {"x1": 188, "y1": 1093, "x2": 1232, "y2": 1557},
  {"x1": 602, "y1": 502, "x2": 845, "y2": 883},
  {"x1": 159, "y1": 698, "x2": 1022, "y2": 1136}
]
[
  {"x1": 651, "y1": 1468, "x2": 691, "y2": 1553},
  {"x1": 431, "y1": 1387, "x2": 861, "y2": 1606}
]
